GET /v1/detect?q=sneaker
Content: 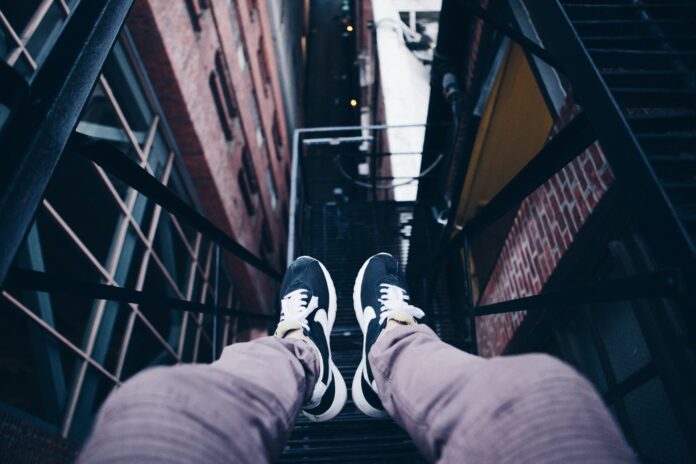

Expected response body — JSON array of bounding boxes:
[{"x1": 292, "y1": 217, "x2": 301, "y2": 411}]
[
  {"x1": 274, "y1": 256, "x2": 347, "y2": 422},
  {"x1": 352, "y1": 253, "x2": 425, "y2": 418}
]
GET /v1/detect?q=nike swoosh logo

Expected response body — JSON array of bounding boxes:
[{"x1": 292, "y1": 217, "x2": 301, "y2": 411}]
[
  {"x1": 362, "y1": 306, "x2": 377, "y2": 384},
  {"x1": 314, "y1": 307, "x2": 330, "y2": 338},
  {"x1": 313, "y1": 308, "x2": 332, "y2": 385},
  {"x1": 308, "y1": 295, "x2": 319, "y2": 311},
  {"x1": 362, "y1": 306, "x2": 376, "y2": 333}
]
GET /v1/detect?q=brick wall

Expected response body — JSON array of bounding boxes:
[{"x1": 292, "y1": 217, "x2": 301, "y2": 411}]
[
  {"x1": 475, "y1": 98, "x2": 616, "y2": 357},
  {"x1": 128, "y1": 0, "x2": 293, "y2": 313}
]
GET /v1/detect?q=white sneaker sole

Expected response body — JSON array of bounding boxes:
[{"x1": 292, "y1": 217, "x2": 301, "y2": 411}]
[
  {"x1": 351, "y1": 254, "x2": 390, "y2": 418},
  {"x1": 300, "y1": 257, "x2": 347, "y2": 422}
]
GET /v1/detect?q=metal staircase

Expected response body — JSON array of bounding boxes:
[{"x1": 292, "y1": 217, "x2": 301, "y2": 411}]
[
  {"x1": 1, "y1": 0, "x2": 695, "y2": 461},
  {"x1": 281, "y1": 202, "x2": 424, "y2": 462},
  {"x1": 562, "y1": 0, "x2": 696, "y2": 248}
]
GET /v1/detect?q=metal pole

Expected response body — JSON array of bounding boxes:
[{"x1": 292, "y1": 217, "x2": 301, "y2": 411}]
[
  {"x1": 462, "y1": 235, "x2": 477, "y2": 355},
  {"x1": 212, "y1": 244, "x2": 220, "y2": 360},
  {"x1": 287, "y1": 129, "x2": 301, "y2": 265}
]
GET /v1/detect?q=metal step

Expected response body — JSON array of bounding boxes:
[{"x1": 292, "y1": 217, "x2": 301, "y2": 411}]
[
  {"x1": 281, "y1": 202, "x2": 441, "y2": 462},
  {"x1": 649, "y1": 154, "x2": 696, "y2": 181},
  {"x1": 601, "y1": 69, "x2": 689, "y2": 89},
  {"x1": 611, "y1": 87, "x2": 696, "y2": 109},
  {"x1": 636, "y1": 132, "x2": 696, "y2": 155},
  {"x1": 590, "y1": 49, "x2": 696, "y2": 69},
  {"x1": 582, "y1": 35, "x2": 696, "y2": 51},
  {"x1": 573, "y1": 19, "x2": 696, "y2": 37},
  {"x1": 564, "y1": 4, "x2": 696, "y2": 22},
  {"x1": 625, "y1": 111, "x2": 696, "y2": 133}
]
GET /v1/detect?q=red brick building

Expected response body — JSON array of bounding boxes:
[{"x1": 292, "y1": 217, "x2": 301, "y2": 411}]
[
  {"x1": 128, "y1": 0, "x2": 298, "y2": 313},
  {"x1": 476, "y1": 97, "x2": 616, "y2": 356},
  {"x1": 0, "y1": 0, "x2": 306, "y2": 448}
]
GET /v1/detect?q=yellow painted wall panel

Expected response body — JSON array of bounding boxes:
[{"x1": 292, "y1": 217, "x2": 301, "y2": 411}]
[{"x1": 456, "y1": 44, "x2": 555, "y2": 225}]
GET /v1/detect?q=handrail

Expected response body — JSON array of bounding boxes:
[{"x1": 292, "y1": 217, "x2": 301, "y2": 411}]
[
  {"x1": 474, "y1": 269, "x2": 682, "y2": 317},
  {"x1": 69, "y1": 134, "x2": 284, "y2": 280},
  {"x1": 5, "y1": 268, "x2": 274, "y2": 321},
  {"x1": 332, "y1": 153, "x2": 445, "y2": 189},
  {"x1": 0, "y1": 0, "x2": 134, "y2": 286},
  {"x1": 287, "y1": 123, "x2": 440, "y2": 264}
]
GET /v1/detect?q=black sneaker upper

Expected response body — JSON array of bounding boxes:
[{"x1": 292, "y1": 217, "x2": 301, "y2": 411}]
[
  {"x1": 279, "y1": 257, "x2": 332, "y2": 410},
  {"x1": 359, "y1": 254, "x2": 420, "y2": 385}
]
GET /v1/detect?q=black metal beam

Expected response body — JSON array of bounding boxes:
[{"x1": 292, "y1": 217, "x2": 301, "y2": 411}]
[
  {"x1": 0, "y1": 0, "x2": 134, "y2": 286},
  {"x1": 4, "y1": 268, "x2": 274, "y2": 321},
  {"x1": 474, "y1": 271, "x2": 681, "y2": 316},
  {"x1": 304, "y1": 151, "x2": 433, "y2": 159},
  {"x1": 69, "y1": 135, "x2": 283, "y2": 280},
  {"x1": 434, "y1": 112, "x2": 595, "y2": 264},
  {"x1": 474, "y1": 268, "x2": 682, "y2": 317}
]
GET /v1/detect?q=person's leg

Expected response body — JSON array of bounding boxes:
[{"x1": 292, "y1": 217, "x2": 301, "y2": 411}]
[
  {"x1": 78, "y1": 336, "x2": 317, "y2": 464},
  {"x1": 371, "y1": 324, "x2": 636, "y2": 463},
  {"x1": 80, "y1": 256, "x2": 346, "y2": 463},
  {"x1": 352, "y1": 253, "x2": 635, "y2": 463}
]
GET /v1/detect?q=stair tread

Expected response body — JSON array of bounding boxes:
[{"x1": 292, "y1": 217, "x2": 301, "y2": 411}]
[{"x1": 281, "y1": 202, "x2": 443, "y2": 462}]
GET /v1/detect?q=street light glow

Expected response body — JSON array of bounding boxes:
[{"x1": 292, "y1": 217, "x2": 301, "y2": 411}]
[{"x1": 349, "y1": 98, "x2": 358, "y2": 107}]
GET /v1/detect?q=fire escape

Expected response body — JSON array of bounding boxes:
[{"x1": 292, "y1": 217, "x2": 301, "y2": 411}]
[{"x1": 0, "y1": 0, "x2": 694, "y2": 462}]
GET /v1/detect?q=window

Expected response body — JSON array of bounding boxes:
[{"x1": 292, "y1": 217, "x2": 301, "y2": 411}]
[
  {"x1": 238, "y1": 170, "x2": 255, "y2": 216},
  {"x1": 209, "y1": 72, "x2": 232, "y2": 140},
  {"x1": 266, "y1": 169, "x2": 278, "y2": 210},
  {"x1": 184, "y1": 0, "x2": 208, "y2": 31},
  {"x1": 2, "y1": 32, "x2": 239, "y2": 440},
  {"x1": 215, "y1": 52, "x2": 237, "y2": 118},
  {"x1": 209, "y1": 51, "x2": 238, "y2": 142},
  {"x1": 242, "y1": 147, "x2": 259, "y2": 193},
  {"x1": 250, "y1": 91, "x2": 264, "y2": 146},
  {"x1": 258, "y1": 36, "x2": 271, "y2": 97},
  {"x1": 545, "y1": 250, "x2": 693, "y2": 463},
  {"x1": 272, "y1": 111, "x2": 283, "y2": 161},
  {"x1": 227, "y1": 0, "x2": 247, "y2": 71},
  {"x1": 238, "y1": 147, "x2": 259, "y2": 216},
  {"x1": 261, "y1": 218, "x2": 273, "y2": 253}
]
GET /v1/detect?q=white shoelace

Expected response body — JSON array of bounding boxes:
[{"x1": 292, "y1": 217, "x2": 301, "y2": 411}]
[
  {"x1": 377, "y1": 283, "x2": 425, "y2": 325},
  {"x1": 280, "y1": 289, "x2": 313, "y2": 331}
]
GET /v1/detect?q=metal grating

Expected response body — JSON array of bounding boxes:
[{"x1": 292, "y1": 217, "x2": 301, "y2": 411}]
[
  {"x1": 280, "y1": 201, "x2": 455, "y2": 463},
  {"x1": 0, "y1": 411, "x2": 77, "y2": 463}
]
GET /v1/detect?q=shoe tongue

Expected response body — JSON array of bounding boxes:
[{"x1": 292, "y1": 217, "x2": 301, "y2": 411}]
[
  {"x1": 380, "y1": 275, "x2": 408, "y2": 294},
  {"x1": 284, "y1": 282, "x2": 313, "y2": 299}
]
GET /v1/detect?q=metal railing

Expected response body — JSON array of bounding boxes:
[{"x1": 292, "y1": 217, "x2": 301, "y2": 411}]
[
  {"x1": 425, "y1": 0, "x2": 695, "y2": 355},
  {"x1": 0, "y1": 0, "x2": 279, "y2": 381},
  {"x1": 287, "y1": 123, "x2": 444, "y2": 264}
]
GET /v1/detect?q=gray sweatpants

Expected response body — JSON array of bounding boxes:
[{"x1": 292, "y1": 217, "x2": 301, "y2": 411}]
[{"x1": 79, "y1": 325, "x2": 635, "y2": 463}]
